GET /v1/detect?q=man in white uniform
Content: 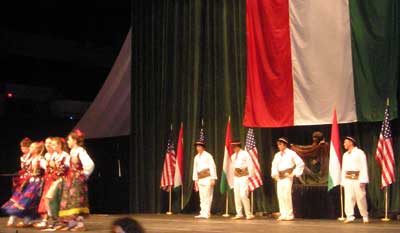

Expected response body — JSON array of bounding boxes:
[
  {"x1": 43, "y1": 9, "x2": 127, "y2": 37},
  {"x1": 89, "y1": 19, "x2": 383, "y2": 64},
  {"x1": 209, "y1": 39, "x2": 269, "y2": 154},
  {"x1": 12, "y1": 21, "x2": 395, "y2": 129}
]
[
  {"x1": 271, "y1": 137, "x2": 305, "y2": 221},
  {"x1": 230, "y1": 141, "x2": 255, "y2": 220},
  {"x1": 342, "y1": 136, "x2": 369, "y2": 224},
  {"x1": 192, "y1": 141, "x2": 217, "y2": 219}
]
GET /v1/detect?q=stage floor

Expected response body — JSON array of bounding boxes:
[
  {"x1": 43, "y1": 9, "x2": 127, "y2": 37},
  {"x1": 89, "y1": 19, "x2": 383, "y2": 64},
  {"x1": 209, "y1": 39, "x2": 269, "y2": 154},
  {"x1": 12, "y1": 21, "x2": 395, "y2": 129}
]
[{"x1": 1, "y1": 214, "x2": 400, "y2": 233}]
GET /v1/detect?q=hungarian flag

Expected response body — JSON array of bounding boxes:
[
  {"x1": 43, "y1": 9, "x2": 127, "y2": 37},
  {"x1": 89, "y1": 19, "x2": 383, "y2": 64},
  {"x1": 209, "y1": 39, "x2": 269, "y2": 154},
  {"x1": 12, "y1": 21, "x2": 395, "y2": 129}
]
[
  {"x1": 174, "y1": 124, "x2": 184, "y2": 188},
  {"x1": 160, "y1": 128, "x2": 176, "y2": 191},
  {"x1": 375, "y1": 103, "x2": 395, "y2": 188},
  {"x1": 328, "y1": 108, "x2": 341, "y2": 191},
  {"x1": 244, "y1": 0, "x2": 398, "y2": 127},
  {"x1": 220, "y1": 117, "x2": 233, "y2": 194}
]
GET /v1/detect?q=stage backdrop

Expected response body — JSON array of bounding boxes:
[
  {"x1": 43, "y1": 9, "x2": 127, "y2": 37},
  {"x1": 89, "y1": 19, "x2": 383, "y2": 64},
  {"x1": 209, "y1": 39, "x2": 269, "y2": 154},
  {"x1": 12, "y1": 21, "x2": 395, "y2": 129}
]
[
  {"x1": 75, "y1": 29, "x2": 131, "y2": 139},
  {"x1": 132, "y1": 0, "x2": 400, "y2": 217}
]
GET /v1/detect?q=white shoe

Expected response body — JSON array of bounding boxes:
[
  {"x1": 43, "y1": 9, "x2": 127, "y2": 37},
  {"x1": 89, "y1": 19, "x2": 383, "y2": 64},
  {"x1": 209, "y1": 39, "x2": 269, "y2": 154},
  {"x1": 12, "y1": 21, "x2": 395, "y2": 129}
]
[
  {"x1": 344, "y1": 217, "x2": 355, "y2": 224},
  {"x1": 277, "y1": 216, "x2": 286, "y2": 221},
  {"x1": 195, "y1": 215, "x2": 209, "y2": 219},
  {"x1": 246, "y1": 215, "x2": 255, "y2": 220},
  {"x1": 231, "y1": 215, "x2": 244, "y2": 220},
  {"x1": 363, "y1": 217, "x2": 369, "y2": 224},
  {"x1": 285, "y1": 216, "x2": 294, "y2": 221}
]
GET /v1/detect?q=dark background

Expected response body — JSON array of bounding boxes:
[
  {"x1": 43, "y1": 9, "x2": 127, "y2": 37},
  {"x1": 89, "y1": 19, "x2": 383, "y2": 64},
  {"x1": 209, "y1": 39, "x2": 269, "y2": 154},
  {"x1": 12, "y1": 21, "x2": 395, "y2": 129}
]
[{"x1": 0, "y1": 0, "x2": 131, "y2": 214}]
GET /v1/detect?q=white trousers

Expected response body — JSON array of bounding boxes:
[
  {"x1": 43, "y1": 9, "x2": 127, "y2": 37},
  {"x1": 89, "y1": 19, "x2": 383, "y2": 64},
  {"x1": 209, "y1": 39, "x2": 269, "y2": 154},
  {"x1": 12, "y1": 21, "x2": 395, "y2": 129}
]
[
  {"x1": 276, "y1": 177, "x2": 294, "y2": 219},
  {"x1": 343, "y1": 180, "x2": 368, "y2": 219},
  {"x1": 198, "y1": 183, "x2": 214, "y2": 217},
  {"x1": 233, "y1": 176, "x2": 251, "y2": 217}
]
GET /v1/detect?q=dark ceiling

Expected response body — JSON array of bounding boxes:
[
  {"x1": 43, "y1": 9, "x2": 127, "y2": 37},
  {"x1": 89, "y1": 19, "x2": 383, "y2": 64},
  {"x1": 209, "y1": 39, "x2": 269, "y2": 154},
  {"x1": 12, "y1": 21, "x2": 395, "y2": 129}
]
[{"x1": 1, "y1": 0, "x2": 131, "y2": 101}]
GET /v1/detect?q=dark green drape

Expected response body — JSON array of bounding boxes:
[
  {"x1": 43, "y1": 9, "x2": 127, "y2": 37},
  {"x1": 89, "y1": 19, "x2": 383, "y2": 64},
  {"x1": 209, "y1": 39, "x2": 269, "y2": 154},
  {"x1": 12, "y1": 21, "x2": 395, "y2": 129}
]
[
  {"x1": 132, "y1": 0, "x2": 400, "y2": 216},
  {"x1": 131, "y1": 0, "x2": 247, "y2": 213},
  {"x1": 350, "y1": 0, "x2": 399, "y2": 121}
]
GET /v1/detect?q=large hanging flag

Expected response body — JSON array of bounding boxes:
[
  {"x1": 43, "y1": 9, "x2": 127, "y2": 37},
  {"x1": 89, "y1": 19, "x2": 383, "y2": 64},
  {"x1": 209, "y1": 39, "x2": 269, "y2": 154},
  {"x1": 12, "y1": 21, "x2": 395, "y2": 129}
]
[
  {"x1": 246, "y1": 128, "x2": 263, "y2": 191},
  {"x1": 174, "y1": 124, "x2": 184, "y2": 188},
  {"x1": 160, "y1": 128, "x2": 176, "y2": 190},
  {"x1": 375, "y1": 103, "x2": 396, "y2": 189},
  {"x1": 220, "y1": 117, "x2": 233, "y2": 194},
  {"x1": 328, "y1": 108, "x2": 342, "y2": 191},
  {"x1": 244, "y1": 0, "x2": 399, "y2": 127}
]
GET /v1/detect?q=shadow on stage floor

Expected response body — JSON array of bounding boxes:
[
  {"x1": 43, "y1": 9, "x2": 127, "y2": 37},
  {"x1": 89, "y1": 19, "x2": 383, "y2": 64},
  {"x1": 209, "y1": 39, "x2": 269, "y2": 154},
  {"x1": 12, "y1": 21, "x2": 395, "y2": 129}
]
[{"x1": 1, "y1": 214, "x2": 399, "y2": 233}]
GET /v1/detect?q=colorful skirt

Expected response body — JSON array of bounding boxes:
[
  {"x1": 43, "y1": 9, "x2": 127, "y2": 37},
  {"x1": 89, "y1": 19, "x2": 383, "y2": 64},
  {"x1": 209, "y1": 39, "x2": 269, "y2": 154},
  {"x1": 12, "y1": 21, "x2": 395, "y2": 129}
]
[
  {"x1": 46, "y1": 178, "x2": 64, "y2": 217},
  {"x1": 1, "y1": 178, "x2": 43, "y2": 218},
  {"x1": 38, "y1": 175, "x2": 56, "y2": 215},
  {"x1": 58, "y1": 175, "x2": 90, "y2": 219}
]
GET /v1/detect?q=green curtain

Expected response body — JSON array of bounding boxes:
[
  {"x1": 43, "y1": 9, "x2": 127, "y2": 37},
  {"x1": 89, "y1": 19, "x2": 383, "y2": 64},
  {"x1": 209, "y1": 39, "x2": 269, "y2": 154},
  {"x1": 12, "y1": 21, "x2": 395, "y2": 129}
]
[{"x1": 131, "y1": 0, "x2": 400, "y2": 216}]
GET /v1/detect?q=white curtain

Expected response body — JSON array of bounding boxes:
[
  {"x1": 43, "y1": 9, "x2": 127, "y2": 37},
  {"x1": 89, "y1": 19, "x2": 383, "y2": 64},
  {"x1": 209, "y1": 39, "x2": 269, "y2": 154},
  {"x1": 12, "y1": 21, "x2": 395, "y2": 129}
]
[{"x1": 75, "y1": 29, "x2": 131, "y2": 139}]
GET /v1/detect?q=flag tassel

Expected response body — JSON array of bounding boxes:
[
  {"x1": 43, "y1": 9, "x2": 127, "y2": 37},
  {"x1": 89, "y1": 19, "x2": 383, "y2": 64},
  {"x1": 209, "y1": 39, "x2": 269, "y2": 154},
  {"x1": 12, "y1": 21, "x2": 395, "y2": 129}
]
[
  {"x1": 381, "y1": 187, "x2": 390, "y2": 221},
  {"x1": 166, "y1": 187, "x2": 173, "y2": 215},
  {"x1": 338, "y1": 186, "x2": 345, "y2": 221},
  {"x1": 222, "y1": 192, "x2": 230, "y2": 217}
]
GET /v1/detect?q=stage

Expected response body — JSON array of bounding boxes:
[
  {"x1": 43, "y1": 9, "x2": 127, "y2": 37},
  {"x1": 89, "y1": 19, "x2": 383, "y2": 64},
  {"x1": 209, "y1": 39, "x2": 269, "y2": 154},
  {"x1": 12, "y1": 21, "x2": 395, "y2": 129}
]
[{"x1": 0, "y1": 214, "x2": 399, "y2": 233}]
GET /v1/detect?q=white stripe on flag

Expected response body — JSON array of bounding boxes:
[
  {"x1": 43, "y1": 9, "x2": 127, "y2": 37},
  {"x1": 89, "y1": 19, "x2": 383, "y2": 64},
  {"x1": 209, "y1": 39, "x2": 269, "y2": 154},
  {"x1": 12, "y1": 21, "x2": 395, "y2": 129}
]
[{"x1": 289, "y1": 0, "x2": 357, "y2": 125}]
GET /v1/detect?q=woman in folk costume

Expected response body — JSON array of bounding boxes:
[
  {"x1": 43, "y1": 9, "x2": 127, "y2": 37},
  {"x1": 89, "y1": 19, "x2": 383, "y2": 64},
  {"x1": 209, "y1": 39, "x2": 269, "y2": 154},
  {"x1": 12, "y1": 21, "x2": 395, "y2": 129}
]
[
  {"x1": 45, "y1": 137, "x2": 70, "y2": 230},
  {"x1": 11, "y1": 138, "x2": 32, "y2": 193},
  {"x1": 34, "y1": 137, "x2": 70, "y2": 229},
  {"x1": 2, "y1": 141, "x2": 45, "y2": 227},
  {"x1": 2, "y1": 137, "x2": 32, "y2": 227},
  {"x1": 58, "y1": 129, "x2": 94, "y2": 231},
  {"x1": 34, "y1": 137, "x2": 55, "y2": 229}
]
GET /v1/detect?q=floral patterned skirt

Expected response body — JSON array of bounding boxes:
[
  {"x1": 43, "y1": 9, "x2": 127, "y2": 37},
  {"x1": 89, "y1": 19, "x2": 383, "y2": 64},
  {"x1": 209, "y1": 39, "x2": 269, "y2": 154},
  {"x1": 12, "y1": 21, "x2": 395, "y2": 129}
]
[
  {"x1": 1, "y1": 178, "x2": 43, "y2": 218},
  {"x1": 38, "y1": 175, "x2": 56, "y2": 215},
  {"x1": 58, "y1": 175, "x2": 89, "y2": 219},
  {"x1": 46, "y1": 178, "x2": 64, "y2": 217}
]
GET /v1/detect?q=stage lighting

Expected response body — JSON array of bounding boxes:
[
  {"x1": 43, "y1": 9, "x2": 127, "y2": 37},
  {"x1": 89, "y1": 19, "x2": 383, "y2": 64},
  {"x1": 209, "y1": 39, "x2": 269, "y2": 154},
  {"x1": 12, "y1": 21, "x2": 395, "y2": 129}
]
[{"x1": 7, "y1": 92, "x2": 13, "y2": 98}]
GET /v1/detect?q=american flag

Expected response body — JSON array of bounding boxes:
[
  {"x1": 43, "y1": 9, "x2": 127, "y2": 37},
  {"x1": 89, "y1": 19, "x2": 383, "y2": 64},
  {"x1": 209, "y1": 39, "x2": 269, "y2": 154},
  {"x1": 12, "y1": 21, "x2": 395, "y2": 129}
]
[
  {"x1": 199, "y1": 127, "x2": 206, "y2": 144},
  {"x1": 246, "y1": 128, "x2": 263, "y2": 191},
  {"x1": 375, "y1": 104, "x2": 395, "y2": 188},
  {"x1": 160, "y1": 131, "x2": 176, "y2": 191}
]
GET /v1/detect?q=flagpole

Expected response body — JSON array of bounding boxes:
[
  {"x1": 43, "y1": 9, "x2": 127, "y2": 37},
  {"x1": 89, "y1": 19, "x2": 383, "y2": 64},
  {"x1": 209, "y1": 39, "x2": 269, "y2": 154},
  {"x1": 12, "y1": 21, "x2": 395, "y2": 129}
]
[
  {"x1": 381, "y1": 187, "x2": 390, "y2": 221},
  {"x1": 251, "y1": 192, "x2": 254, "y2": 214},
  {"x1": 181, "y1": 186, "x2": 184, "y2": 211},
  {"x1": 381, "y1": 98, "x2": 391, "y2": 221},
  {"x1": 166, "y1": 187, "x2": 173, "y2": 215},
  {"x1": 222, "y1": 192, "x2": 230, "y2": 217},
  {"x1": 338, "y1": 186, "x2": 345, "y2": 221}
]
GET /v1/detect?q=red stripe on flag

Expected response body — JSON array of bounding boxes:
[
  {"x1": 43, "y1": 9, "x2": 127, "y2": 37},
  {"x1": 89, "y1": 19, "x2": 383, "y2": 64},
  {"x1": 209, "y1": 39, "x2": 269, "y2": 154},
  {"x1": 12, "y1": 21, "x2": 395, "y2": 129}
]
[{"x1": 243, "y1": 0, "x2": 294, "y2": 127}]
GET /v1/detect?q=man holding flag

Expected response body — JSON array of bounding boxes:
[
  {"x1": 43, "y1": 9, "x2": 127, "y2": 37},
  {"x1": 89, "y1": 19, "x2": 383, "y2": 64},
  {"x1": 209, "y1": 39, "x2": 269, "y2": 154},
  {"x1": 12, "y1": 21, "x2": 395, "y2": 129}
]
[
  {"x1": 230, "y1": 140, "x2": 255, "y2": 220},
  {"x1": 341, "y1": 136, "x2": 369, "y2": 224},
  {"x1": 192, "y1": 130, "x2": 217, "y2": 219}
]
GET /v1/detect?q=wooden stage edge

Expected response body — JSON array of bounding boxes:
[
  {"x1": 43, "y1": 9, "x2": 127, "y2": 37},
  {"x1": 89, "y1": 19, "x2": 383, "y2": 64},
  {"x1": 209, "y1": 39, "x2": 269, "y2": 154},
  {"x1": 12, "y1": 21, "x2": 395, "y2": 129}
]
[{"x1": 1, "y1": 214, "x2": 400, "y2": 233}]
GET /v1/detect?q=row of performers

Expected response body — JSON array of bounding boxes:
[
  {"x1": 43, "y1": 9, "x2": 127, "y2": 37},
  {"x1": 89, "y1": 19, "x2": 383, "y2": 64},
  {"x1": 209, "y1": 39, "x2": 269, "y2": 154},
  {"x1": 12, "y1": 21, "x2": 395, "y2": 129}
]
[
  {"x1": 1, "y1": 129, "x2": 95, "y2": 231},
  {"x1": 192, "y1": 136, "x2": 369, "y2": 223}
]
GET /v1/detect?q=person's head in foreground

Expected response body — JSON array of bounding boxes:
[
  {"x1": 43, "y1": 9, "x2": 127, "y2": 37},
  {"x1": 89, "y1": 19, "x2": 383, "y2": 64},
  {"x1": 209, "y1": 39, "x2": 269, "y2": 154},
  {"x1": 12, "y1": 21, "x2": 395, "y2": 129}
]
[
  {"x1": 112, "y1": 217, "x2": 145, "y2": 233},
  {"x1": 277, "y1": 137, "x2": 289, "y2": 152},
  {"x1": 343, "y1": 136, "x2": 357, "y2": 151}
]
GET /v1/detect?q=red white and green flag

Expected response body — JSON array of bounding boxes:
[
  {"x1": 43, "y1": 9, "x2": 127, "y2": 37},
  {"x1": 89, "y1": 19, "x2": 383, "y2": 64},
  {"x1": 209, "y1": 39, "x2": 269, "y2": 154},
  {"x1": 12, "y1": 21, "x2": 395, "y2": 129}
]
[
  {"x1": 328, "y1": 108, "x2": 342, "y2": 191},
  {"x1": 243, "y1": 0, "x2": 398, "y2": 128},
  {"x1": 174, "y1": 123, "x2": 184, "y2": 188},
  {"x1": 220, "y1": 117, "x2": 233, "y2": 194}
]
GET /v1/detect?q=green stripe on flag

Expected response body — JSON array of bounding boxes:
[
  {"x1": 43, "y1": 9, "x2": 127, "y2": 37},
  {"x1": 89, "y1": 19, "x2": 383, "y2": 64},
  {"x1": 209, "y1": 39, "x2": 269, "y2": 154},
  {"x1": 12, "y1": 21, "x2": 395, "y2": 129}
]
[
  {"x1": 350, "y1": 0, "x2": 399, "y2": 121},
  {"x1": 220, "y1": 171, "x2": 229, "y2": 194}
]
